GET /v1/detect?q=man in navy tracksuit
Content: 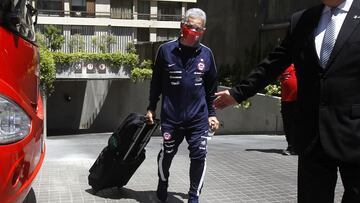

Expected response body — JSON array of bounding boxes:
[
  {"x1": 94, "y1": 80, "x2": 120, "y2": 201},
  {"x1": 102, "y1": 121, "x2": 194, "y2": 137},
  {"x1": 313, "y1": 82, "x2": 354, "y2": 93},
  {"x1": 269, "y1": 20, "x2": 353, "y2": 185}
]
[{"x1": 145, "y1": 8, "x2": 219, "y2": 203}]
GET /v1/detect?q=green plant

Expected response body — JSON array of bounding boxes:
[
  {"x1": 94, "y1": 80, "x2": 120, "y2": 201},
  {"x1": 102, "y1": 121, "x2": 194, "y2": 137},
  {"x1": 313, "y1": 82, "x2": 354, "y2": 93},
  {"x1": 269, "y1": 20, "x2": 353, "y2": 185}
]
[
  {"x1": 264, "y1": 83, "x2": 281, "y2": 97},
  {"x1": 92, "y1": 34, "x2": 117, "y2": 53},
  {"x1": 35, "y1": 32, "x2": 47, "y2": 49},
  {"x1": 43, "y1": 25, "x2": 64, "y2": 51},
  {"x1": 50, "y1": 52, "x2": 152, "y2": 80},
  {"x1": 106, "y1": 34, "x2": 116, "y2": 52},
  {"x1": 138, "y1": 59, "x2": 152, "y2": 69},
  {"x1": 126, "y1": 42, "x2": 137, "y2": 54},
  {"x1": 131, "y1": 68, "x2": 153, "y2": 82},
  {"x1": 68, "y1": 34, "x2": 85, "y2": 53},
  {"x1": 38, "y1": 50, "x2": 153, "y2": 96},
  {"x1": 230, "y1": 82, "x2": 280, "y2": 110},
  {"x1": 39, "y1": 47, "x2": 56, "y2": 96},
  {"x1": 131, "y1": 59, "x2": 153, "y2": 81},
  {"x1": 51, "y1": 52, "x2": 138, "y2": 65}
]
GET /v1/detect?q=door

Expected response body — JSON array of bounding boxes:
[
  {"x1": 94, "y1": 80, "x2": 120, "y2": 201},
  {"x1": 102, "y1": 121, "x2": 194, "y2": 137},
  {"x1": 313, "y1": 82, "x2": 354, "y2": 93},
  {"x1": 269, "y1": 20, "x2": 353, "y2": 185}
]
[{"x1": 86, "y1": 0, "x2": 95, "y2": 17}]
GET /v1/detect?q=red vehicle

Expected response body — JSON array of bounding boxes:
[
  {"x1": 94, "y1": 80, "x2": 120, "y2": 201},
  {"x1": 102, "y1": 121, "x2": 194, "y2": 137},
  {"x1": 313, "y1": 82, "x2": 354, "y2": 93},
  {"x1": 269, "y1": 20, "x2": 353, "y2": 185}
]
[{"x1": 0, "y1": 0, "x2": 45, "y2": 202}]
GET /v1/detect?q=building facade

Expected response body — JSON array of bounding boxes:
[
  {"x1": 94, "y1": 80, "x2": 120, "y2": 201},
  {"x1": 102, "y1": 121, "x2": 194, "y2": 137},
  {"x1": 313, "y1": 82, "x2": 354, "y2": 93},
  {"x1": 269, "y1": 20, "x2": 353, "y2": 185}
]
[{"x1": 36, "y1": 0, "x2": 196, "y2": 53}]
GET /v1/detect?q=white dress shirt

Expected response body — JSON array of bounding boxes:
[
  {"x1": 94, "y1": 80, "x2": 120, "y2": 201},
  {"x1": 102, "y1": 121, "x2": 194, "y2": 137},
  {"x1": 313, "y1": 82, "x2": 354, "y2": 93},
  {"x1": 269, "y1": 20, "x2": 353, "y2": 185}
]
[{"x1": 315, "y1": 0, "x2": 353, "y2": 60}]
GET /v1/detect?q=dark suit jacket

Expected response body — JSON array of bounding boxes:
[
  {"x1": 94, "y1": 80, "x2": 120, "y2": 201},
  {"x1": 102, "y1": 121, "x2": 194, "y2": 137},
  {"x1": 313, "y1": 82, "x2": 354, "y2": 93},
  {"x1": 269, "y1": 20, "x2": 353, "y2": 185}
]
[{"x1": 229, "y1": 0, "x2": 360, "y2": 163}]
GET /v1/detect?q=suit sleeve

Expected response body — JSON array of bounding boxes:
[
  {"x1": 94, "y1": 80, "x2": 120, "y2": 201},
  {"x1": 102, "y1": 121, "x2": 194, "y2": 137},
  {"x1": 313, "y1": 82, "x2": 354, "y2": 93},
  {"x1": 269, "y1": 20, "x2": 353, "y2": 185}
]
[
  {"x1": 229, "y1": 27, "x2": 294, "y2": 103},
  {"x1": 204, "y1": 50, "x2": 218, "y2": 117},
  {"x1": 147, "y1": 46, "x2": 163, "y2": 111}
]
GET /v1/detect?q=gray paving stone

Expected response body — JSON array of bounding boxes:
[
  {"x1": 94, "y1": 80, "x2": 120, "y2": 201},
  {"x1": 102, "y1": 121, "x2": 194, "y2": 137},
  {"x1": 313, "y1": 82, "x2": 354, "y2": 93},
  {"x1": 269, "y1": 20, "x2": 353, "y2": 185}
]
[{"x1": 31, "y1": 134, "x2": 344, "y2": 203}]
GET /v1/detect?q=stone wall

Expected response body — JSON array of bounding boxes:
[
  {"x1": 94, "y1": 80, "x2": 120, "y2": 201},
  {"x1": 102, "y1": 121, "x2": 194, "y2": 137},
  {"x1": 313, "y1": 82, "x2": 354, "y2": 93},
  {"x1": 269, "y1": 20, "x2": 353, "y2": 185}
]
[{"x1": 47, "y1": 80, "x2": 282, "y2": 135}]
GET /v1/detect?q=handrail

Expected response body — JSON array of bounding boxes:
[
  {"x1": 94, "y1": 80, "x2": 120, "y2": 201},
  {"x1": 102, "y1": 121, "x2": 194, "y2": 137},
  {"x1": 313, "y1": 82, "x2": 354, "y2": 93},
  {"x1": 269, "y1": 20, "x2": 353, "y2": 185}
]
[{"x1": 37, "y1": 9, "x2": 183, "y2": 21}]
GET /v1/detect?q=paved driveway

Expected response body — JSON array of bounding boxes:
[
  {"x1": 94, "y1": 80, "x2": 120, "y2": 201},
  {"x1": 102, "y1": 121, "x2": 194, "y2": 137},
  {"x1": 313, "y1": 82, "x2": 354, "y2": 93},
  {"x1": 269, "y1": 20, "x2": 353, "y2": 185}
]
[{"x1": 31, "y1": 134, "x2": 344, "y2": 203}]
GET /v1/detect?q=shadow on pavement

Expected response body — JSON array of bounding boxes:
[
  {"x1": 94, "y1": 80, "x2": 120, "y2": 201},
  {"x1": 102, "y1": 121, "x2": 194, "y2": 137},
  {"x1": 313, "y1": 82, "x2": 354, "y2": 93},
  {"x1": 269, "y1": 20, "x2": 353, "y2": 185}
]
[
  {"x1": 245, "y1": 149, "x2": 285, "y2": 155},
  {"x1": 86, "y1": 187, "x2": 187, "y2": 203}
]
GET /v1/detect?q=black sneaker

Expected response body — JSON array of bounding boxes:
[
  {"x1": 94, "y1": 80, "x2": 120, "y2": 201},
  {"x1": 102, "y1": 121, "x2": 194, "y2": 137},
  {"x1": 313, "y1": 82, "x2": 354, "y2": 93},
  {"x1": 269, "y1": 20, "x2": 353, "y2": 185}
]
[
  {"x1": 188, "y1": 194, "x2": 199, "y2": 203},
  {"x1": 156, "y1": 180, "x2": 168, "y2": 202}
]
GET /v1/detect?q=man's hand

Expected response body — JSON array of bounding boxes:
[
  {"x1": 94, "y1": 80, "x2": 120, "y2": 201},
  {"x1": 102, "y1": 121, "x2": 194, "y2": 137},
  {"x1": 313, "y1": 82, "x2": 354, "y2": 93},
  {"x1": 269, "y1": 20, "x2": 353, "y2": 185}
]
[
  {"x1": 208, "y1": 116, "x2": 220, "y2": 131},
  {"x1": 214, "y1": 90, "x2": 238, "y2": 109},
  {"x1": 145, "y1": 110, "x2": 156, "y2": 125}
]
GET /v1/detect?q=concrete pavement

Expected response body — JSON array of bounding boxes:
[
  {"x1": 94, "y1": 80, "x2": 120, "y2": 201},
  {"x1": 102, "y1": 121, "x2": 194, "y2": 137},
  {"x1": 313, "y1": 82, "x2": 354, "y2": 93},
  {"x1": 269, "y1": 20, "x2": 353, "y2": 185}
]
[{"x1": 31, "y1": 134, "x2": 344, "y2": 203}]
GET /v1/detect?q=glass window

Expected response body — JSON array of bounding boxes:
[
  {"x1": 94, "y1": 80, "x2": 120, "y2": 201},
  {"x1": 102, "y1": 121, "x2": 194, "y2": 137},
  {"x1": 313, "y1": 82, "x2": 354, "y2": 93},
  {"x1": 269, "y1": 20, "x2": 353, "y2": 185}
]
[
  {"x1": 72, "y1": 0, "x2": 86, "y2": 7},
  {"x1": 71, "y1": 0, "x2": 86, "y2": 17},
  {"x1": 111, "y1": 0, "x2": 133, "y2": 19},
  {"x1": 37, "y1": 0, "x2": 64, "y2": 16},
  {"x1": 138, "y1": 0, "x2": 150, "y2": 20},
  {"x1": 69, "y1": 0, "x2": 95, "y2": 17},
  {"x1": 157, "y1": 2, "x2": 182, "y2": 21}
]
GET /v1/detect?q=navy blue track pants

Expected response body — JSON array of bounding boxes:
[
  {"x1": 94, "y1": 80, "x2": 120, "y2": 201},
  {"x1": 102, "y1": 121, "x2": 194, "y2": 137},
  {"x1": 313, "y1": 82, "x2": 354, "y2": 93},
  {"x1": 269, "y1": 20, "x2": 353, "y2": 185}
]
[{"x1": 157, "y1": 124, "x2": 210, "y2": 197}]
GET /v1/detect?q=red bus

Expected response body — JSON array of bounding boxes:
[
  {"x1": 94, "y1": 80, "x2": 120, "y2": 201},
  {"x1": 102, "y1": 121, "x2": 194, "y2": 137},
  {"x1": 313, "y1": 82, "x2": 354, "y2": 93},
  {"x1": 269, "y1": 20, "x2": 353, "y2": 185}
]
[{"x1": 0, "y1": 0, "x2": 45, "y2": 202}]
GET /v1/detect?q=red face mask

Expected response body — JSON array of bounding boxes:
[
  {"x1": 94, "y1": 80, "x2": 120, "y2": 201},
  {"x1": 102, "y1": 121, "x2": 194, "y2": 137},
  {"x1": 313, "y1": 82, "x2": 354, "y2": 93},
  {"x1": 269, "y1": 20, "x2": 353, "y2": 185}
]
[{"x1": 181, "y1": 23, "x2": 204, "y2": 47}]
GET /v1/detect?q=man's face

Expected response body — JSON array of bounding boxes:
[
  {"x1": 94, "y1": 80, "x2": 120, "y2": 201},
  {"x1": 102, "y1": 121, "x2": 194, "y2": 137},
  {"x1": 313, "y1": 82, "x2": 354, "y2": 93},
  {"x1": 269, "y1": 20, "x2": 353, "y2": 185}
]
[
  {"x1": 180, "y1": 16, "x2": 205, "y2": 46},
  {"x1": 185, "y1": 17, "x2": 205, "y2": 31},
  {"x1": 321, "y1": 0, "x2": 345, "y2": 7}
]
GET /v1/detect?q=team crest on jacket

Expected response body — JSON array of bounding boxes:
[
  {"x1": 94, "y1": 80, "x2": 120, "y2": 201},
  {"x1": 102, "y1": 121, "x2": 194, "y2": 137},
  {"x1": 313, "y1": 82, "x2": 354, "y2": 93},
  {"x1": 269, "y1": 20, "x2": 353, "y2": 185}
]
[
  {"x1": 163, "y1": 132, "x2": 172, "y2": 140},
  {"x1": 197, "y1": 62, "x2": 205, "y2": 71}
]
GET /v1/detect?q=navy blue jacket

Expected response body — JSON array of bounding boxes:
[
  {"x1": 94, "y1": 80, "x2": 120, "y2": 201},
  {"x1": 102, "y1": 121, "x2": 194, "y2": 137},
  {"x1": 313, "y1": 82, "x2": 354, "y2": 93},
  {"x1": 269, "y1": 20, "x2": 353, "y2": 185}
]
[{"x1": 148, "y1": 40, "x2": 218, "y2": 127}]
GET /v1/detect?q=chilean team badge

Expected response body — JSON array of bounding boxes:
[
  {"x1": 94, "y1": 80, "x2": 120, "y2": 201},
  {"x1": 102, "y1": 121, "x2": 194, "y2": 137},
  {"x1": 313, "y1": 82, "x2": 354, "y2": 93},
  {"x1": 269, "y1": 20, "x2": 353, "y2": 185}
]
[
  {"x1": 163, "y1": 132, "x2": 172, "y2": 141},
  {"x1": 197, "y1": 59, "x2": 205, "y2": 71}
]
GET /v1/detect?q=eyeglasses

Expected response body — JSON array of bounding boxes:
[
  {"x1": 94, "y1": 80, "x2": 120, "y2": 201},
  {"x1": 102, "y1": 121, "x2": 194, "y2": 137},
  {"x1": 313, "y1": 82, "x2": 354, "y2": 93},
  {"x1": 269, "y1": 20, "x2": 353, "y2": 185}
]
[{"x1": 183, "y1": 22, "x2": 206, "y2": 32}]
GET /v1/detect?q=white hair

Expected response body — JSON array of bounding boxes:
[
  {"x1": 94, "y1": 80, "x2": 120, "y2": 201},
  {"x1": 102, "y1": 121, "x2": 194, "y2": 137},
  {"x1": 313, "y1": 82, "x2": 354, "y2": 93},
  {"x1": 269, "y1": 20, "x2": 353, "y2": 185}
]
[{"x1": 183, "y1": 8, "x2": 206, "y2": 26}]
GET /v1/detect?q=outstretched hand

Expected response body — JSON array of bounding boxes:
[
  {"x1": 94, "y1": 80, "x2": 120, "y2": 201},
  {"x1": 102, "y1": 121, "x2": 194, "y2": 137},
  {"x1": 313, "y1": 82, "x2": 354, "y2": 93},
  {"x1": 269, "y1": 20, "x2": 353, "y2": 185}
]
[{"x1": 214, "y1": 90, "x2": 238, "y2": 109}]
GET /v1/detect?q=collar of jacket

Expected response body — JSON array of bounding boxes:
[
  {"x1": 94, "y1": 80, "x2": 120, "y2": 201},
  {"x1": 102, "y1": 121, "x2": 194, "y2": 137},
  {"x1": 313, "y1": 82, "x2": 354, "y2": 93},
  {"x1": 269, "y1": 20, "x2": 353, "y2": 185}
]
[{"x1": 175, "y1": 38, "x2": 202, "y2": 53}]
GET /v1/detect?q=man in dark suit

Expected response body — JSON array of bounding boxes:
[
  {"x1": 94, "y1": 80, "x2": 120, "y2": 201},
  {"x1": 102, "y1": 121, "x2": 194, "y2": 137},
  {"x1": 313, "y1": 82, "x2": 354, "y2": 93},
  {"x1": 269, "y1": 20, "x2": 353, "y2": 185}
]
[{"x1": 214, "y1": 0, "x2": 360, "y2": 202}]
